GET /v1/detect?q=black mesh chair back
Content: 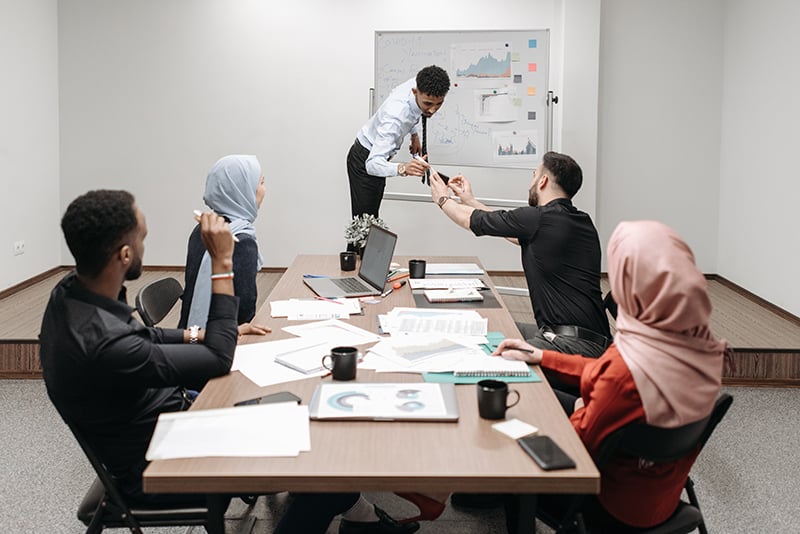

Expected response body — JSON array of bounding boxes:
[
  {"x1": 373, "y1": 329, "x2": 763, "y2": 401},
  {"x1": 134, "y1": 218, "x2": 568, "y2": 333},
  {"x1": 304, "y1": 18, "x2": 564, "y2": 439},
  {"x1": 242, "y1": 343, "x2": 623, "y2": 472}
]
[
  {"x1": 603, "y1": 291, "x2": 618, "y2": 320},
  {"x1": 547, "y1": 393, "x2": 733, "y2": 534},
  {"x1": 135, "y1": 277, "x2": 183, "y2": 327}
]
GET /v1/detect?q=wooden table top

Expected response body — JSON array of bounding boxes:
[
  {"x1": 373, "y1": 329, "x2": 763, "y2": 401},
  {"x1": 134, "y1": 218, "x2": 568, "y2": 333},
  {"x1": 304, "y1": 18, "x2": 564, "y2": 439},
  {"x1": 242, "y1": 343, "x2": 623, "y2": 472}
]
[{"x1": 143, "y1": 255, "x2": 599, "y2": 495}]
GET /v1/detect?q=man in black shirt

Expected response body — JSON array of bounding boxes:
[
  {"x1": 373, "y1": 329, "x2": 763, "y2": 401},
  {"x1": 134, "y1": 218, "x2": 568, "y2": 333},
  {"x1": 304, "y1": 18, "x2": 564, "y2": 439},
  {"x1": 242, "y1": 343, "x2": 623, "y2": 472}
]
[
  {"x1": 40, "y1": 190, "x2": 416, "y2": 534},
  {"x1": 429, "y1": 151, "x2": 610, "y2": 358}
]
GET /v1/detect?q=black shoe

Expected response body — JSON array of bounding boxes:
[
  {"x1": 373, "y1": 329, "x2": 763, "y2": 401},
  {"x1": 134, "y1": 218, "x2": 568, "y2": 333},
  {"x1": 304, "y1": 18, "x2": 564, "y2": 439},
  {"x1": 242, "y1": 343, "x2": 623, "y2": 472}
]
[
  {"x1": 339, "y1": 505, "x2": 420, "y2": 534},
  {"x1": 450, "y1": 492, "x2": 505, "y2": 509}
]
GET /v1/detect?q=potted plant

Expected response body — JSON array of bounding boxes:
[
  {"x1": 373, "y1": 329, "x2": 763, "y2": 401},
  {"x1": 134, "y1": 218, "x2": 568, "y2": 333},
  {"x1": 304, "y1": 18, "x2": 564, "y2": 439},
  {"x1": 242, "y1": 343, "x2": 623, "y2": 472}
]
[{"x1": 344, "y1": 214, "x2": 388, "y2": 254}]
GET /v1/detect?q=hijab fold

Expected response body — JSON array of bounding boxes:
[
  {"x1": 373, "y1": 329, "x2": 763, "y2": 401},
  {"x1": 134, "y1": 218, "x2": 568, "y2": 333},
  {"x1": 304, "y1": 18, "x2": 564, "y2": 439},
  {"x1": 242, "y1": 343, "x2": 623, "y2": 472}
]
[
  {"x1": 187, "y1": 155, "x2": 263, "y2": 328},
  {"x1": 609, "y1": 221, "x2": 726, "y2": 428}
]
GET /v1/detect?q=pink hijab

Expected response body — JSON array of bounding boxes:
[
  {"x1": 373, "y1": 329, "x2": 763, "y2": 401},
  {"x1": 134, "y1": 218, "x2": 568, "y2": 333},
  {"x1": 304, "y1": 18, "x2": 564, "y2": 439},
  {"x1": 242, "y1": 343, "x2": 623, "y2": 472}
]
[{"x1": 609, "y1": 221, "x2": 726, "y2": 428}]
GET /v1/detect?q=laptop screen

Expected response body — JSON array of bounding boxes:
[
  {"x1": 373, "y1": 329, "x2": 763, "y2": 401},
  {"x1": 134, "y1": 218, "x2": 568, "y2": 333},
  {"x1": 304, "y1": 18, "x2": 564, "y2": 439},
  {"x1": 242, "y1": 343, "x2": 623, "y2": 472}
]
[{"x1": 359, "y1": 225, "x2": 397, "y2": 289}]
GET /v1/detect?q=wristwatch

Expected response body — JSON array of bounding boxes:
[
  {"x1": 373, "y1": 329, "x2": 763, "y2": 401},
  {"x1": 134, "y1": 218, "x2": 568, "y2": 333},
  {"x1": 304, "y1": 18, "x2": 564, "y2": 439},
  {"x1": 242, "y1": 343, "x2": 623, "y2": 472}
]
[
  {"x1": 188, "y1": 325, "x2": 200, "y2": 344},
  {"x1": 398, "y1": 163, "x2": 407, "y2": 176},
  {"x1": 437, "y1": 195, "x2": 450, "y2": 209}
]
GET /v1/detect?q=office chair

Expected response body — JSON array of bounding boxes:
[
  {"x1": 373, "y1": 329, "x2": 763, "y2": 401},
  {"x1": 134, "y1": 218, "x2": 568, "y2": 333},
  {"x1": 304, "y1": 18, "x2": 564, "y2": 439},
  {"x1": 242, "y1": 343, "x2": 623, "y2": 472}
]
[
  {"x1": 602, "y1": 291, "x2": 618, "y2": 321},
  {"x1": 135, "y1": 276, "x2": 184, "y2": 327},
  {"x1": 540, "y1": 393, "x2": 733, "y2": 534},
  {"x1": 63, "y1": 416, "x2": 215, "y2": 534}
]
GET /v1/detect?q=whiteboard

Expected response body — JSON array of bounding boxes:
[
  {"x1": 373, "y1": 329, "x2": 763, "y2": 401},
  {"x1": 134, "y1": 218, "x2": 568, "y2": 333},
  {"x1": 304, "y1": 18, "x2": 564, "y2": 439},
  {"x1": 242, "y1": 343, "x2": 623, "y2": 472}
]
[{"x1": 375, "y1": 30, "x2": 550, "y2": 170}]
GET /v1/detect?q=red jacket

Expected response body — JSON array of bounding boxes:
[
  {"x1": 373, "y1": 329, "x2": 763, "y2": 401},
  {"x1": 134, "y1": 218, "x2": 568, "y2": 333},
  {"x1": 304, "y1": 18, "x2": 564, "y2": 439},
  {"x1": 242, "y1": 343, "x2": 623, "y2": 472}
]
[{"x1": 542, "y1": 344, "x2": 700, "y2": 528}]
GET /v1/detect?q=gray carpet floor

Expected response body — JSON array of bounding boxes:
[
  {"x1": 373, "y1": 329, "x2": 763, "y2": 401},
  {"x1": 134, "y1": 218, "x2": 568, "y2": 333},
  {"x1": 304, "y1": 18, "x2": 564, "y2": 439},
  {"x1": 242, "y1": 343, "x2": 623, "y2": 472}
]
[{"x1": 1, "y1": 380, "x2": 798, "y2": 533}]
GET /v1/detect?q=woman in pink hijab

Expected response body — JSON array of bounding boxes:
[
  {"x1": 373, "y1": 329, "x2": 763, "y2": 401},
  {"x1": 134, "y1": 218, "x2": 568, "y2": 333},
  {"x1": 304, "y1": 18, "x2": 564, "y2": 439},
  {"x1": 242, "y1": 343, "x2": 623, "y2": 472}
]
[{"x1": 495, "y1": 220, "x2": 726, "y2": 530}]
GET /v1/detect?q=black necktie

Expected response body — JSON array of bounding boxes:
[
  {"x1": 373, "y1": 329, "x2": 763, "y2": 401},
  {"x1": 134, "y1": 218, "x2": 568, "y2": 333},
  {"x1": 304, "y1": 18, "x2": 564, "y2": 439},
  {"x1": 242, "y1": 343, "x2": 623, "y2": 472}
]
[{"x1": 421, "y1": 116, "x2": 429, "y2": 185}]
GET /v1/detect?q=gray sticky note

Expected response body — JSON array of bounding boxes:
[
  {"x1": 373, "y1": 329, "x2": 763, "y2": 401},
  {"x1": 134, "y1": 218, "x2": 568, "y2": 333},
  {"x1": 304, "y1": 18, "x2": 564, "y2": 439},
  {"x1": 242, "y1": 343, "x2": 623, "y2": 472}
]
[
  {"x1": 513, "y1": 74, "x2": 522, "y2": 83},
  {"x1": 528, "y1": 111, "x2": 536, "y2": 120}
]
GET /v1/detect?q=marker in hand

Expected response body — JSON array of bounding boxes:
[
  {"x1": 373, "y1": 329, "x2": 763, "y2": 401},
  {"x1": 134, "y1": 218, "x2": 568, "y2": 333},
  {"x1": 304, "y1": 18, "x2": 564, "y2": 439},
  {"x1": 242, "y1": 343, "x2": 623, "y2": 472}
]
[
  {"x1": 193, "y1": 210, "x2": 239, "y2": 242},
  {"x1": 413, "y1": 154, "x2": 435, "y2": 175}
]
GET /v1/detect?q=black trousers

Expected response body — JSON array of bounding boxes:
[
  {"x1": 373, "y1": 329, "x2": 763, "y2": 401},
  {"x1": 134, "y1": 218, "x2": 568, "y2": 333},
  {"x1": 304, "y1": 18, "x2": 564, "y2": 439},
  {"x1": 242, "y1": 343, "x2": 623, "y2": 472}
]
[
  {"x1": 517, "y1": 321, "x2": 609, "y2": 398},
  {"x1": 347, "y1": 139, "x2": 386, "y2": 219},
  {"x1": 274, "y1": 492, "x2": 360, "y2": 533}
]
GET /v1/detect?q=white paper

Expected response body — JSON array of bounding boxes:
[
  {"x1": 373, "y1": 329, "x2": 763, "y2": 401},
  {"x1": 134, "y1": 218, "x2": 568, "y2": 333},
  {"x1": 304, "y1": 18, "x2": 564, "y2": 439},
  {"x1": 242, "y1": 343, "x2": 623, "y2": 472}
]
[
  {"x1": 408, "y1": 278, "x2": 487, "y2": 290},
  {"x1": 283, "y1": 318, "x2": 381, "y2": 346},
  {"x1": 492, "y1": 418, "x2": 539, "y2": 439},
  {"x1": 424, "y1": 263, "x2": 485, "y2": 275},
  {"x1": 381, "y1": 307, "x2": 484, "y2": 337},
  {"x1": 363, "y1": 337, "x2": 488, "y2": 373},
  {"x1": 232, "y1": 338, "x2": 328, "y2": 387},
  {"x1": 270, "y1": 298, "x2": 361, "y2": 320},
  {"x1": 146, "y1": 403, "x2": 310, "y2": 460}
]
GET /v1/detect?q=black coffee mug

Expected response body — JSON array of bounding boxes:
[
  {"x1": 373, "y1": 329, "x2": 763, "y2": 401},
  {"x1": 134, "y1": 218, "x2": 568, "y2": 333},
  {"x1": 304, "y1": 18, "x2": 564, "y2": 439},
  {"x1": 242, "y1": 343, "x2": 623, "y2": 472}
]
[
  {"x1": 409, "y1": 259, "x2": 426, "y2": 279},
  {"x1": 477, "y1": 379, "x2": 520, "y2": 420},
  {"x1": 321, "y1": 346, "x2": 358, "y2": 381},
  {"x1": 340, "y1": 251, "x2": 356, "y2": 272}
]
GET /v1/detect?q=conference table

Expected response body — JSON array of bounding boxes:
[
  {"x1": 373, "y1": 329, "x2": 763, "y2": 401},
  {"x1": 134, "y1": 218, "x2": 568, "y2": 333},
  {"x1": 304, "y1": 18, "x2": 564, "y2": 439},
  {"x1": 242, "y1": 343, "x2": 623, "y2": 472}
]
[{"x1": 144, "y1": 255, "x2": 599, "y2": 533}]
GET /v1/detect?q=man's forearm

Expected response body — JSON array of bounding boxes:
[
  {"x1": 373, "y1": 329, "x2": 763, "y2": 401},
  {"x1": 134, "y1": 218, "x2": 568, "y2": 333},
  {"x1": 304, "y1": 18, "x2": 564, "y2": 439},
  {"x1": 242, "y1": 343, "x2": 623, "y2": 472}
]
[{"x1": 439, "y1": 198, "x2": 476, "y2": 230}]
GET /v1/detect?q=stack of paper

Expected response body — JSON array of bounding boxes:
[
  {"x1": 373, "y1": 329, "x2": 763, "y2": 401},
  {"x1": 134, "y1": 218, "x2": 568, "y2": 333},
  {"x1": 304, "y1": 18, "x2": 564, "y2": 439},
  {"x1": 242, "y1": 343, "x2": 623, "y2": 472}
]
[
  {"x1": 145, "y1": 403, "x2": 310, "y2": 460},
  {"x1": 408, "y1": 278, "x2": 487, "y2": 290},
  {"x1": 379, "y1": 307, "x2": 488, "y2": 340},
  {"x1": 270, "y1": 298, "x2": 361, "y2": 320},
  {"x1": 231, "y1": 320, "x2": 381, "y2": 386}
]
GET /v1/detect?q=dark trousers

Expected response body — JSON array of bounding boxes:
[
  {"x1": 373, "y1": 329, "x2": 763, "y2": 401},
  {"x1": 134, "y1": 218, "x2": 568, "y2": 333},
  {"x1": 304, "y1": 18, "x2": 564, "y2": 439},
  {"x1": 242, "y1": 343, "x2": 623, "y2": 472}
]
[
  {"x1": 274, "y1": 492, "x2": 360, "y2": 533},
  {"x1": 517, "y1": 322, "x2": 609, "y2": 398},
  {"x1": 347, "y1": 139, "x2": 386, "y2": 219}
]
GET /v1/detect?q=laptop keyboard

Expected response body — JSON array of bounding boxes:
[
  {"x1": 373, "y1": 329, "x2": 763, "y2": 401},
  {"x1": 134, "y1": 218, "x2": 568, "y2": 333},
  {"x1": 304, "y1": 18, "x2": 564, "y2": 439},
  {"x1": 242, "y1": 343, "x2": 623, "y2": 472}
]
[{"x1": 332, "y1": 277, "x2": 373, "y2": 293}]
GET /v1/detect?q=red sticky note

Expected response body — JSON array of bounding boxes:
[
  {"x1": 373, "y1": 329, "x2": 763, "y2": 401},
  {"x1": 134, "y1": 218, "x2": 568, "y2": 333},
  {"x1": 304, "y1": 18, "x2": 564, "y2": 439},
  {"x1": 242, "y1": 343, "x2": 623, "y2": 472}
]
[{"x1": 528, "y1": 63, "x2": 537, "y2": 72}]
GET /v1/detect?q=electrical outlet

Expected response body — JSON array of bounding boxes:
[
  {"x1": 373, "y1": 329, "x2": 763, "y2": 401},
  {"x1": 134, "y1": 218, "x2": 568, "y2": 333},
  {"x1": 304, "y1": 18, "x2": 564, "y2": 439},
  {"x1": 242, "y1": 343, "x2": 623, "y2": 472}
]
[{"x1": 13, "y1": 240, "x2": 25, "y2": 256}]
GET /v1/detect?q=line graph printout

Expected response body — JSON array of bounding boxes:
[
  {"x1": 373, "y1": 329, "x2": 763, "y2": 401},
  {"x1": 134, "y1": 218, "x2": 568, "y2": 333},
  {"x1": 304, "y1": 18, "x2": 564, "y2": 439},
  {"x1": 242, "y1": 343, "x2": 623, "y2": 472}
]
[
  {"x1": 375, "y1": 30, "x2": 549, "y2": 170},
  {"x1": 453, "y1": 42, "x2": 512, "y2": 79}
]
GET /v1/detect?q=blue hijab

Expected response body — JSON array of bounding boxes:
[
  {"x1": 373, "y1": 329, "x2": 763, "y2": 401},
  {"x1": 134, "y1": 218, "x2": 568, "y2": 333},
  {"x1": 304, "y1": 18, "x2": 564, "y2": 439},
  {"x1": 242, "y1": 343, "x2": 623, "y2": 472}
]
[{"x1": 187, "y1": 155, "x2": 264, "y2": 328}]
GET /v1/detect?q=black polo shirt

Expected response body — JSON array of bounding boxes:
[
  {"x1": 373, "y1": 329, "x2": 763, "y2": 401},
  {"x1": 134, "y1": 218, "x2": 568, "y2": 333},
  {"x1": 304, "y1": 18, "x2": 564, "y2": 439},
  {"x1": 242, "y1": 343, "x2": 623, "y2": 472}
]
[{"x1": 470, "y1": 198, "x2": 610, "y2": 338}]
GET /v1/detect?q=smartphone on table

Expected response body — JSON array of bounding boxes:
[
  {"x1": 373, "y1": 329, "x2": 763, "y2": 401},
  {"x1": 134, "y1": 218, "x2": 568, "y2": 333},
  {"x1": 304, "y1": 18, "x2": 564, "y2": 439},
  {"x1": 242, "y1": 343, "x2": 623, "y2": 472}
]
[
  {"x1": 234, "y1": 391, "x2": 302, "y2": 407},
  {"x1": 517, "y1": 435, "x2": 576, "y2": 471}
]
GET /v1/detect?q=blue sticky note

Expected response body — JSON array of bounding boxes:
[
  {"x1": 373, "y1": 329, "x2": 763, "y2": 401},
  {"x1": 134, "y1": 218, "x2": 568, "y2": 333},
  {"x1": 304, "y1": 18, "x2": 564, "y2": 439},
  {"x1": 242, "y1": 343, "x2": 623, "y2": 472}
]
[{"x1": 528, "y1": 39, "x2": 537, "y2": 48}]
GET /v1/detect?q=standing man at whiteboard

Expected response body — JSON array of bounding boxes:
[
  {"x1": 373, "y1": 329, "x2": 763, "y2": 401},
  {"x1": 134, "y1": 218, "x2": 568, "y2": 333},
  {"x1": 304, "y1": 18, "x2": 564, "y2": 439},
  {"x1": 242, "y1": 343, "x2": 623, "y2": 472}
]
[
  {"x1": 346, "y1": 65, "x2": 450, "y2": 222},
  {"x1": 429, "y1": 151, "x2": 611, "y2": 362}
]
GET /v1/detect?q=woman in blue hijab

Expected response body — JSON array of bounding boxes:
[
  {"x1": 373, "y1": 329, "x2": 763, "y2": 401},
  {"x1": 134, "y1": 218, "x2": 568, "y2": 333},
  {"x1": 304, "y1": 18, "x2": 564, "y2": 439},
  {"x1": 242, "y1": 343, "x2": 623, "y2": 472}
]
[{"x1": 179, "y1": 154, "x2": 270, "y2": 335}]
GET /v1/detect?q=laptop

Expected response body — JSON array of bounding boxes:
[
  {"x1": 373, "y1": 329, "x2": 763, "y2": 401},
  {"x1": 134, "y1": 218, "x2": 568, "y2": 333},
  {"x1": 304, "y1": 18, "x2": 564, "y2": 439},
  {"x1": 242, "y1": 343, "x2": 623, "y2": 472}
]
[
  {"x1": 309, "y1": 382, "x2": 459, "y2": 422},
  {"x1": 304, "y1": 225, "x2": 397, "y2": 298}
]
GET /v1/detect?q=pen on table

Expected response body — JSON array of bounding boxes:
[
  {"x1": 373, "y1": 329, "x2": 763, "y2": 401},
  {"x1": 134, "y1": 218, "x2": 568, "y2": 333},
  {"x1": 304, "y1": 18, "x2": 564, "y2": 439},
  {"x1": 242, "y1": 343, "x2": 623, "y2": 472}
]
[
  {"x1": 380, "y1": 287, "x2": 393, "y2": 298},
  {"x1": 392, "y1": 280, "x2": 407, "y2": 290},
  {"x1": 193, "y1": 210, "x2": 239, "y2": 242},
  {"x1": 387, "y1": 272, "x2": 409, "y2": 283},
  {"x1": 314, "y1": 295, "x2": 344, "y2": 305}
]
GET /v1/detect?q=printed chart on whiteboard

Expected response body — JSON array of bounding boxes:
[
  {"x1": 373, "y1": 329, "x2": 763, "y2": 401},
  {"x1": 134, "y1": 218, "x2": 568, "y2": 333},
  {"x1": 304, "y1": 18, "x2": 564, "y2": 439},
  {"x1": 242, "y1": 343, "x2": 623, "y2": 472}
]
[{"x1": 375, "y1": 30, "x2": 550, "y2": 169}]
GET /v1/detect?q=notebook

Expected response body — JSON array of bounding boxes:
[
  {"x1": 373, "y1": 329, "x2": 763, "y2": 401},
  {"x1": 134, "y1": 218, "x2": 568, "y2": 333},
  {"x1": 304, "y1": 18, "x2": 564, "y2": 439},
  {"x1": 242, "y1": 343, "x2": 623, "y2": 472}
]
[
  {"x1": 304, "y1": 225, "x2": 398, "y2": 298},
  {"x1": 309, "y1": 382, "x2": 459, "y2": 422}
]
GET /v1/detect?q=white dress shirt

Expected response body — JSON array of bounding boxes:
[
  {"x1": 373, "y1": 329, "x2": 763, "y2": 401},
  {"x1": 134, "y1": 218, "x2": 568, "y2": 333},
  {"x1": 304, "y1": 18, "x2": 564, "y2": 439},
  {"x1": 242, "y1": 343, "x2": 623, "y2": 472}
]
[{"x1": 356, "y1": 77, "x2": 422, "y2": 178}]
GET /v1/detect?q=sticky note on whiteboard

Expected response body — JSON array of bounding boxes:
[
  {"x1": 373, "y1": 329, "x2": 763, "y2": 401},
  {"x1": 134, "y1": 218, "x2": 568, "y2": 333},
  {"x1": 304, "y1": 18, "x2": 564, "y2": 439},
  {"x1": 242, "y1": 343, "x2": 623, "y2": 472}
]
[
  {"x1": 528, "y1": 63, "x2": 537, "y2": 72},
  {"x1": 527, "y1": 86, "x2": 536, "y2": 96},
  {"x1": 528, "y1": 39, "x2": 537, "y2": 48}
]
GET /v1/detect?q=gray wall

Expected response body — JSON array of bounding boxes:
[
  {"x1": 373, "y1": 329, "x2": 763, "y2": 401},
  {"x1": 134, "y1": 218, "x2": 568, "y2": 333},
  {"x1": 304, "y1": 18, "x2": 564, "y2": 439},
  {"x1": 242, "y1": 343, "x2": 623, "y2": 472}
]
[
  {"x1": 0, "y1": 0, "x2": 60, "y2": 291},
  {"x1": 717, "y1": 0, "x2": 800, "y2": 316},
  {"x1": 1, "y1": 0, "x2": 798, "y2": 317},
  {"x1": 596, "y1": 0, "x2": 724, "y2": 271}
]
